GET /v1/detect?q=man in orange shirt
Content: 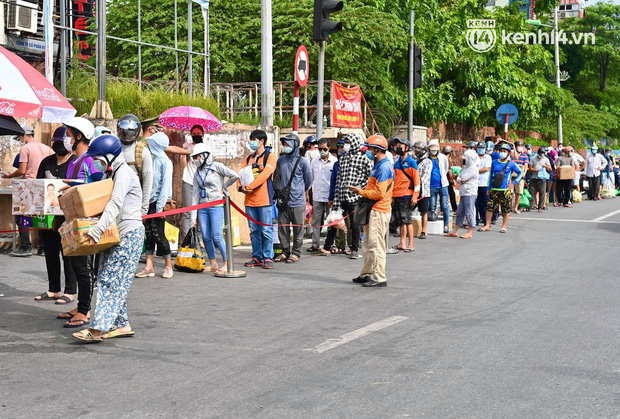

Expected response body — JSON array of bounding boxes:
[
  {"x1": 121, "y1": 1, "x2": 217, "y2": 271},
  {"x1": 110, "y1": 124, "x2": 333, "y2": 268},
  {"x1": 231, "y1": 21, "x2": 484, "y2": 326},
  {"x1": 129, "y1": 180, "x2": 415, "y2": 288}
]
[
  {"x1": 350, "y1": 135, "x2": 394, "y2": 287},
  {"x1": 239, "y1": 130, "x2": 277, "y2": 270},
  {"x1": 391, "y1": 137, "x2": 420, "y2": 252}
]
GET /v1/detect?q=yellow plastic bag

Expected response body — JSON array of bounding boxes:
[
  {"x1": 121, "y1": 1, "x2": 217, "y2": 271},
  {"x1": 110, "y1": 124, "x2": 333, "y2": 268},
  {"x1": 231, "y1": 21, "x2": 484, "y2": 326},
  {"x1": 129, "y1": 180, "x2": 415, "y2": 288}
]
[
  {"x1": 173, "y1": 227, "x2": 205, "y2": 273},
  {"x1": 572, "y1": 189, "x2": 582, "y2": 203},
  {"x1": 165, "y1": 222, "x2": 179, "y2": 245}
]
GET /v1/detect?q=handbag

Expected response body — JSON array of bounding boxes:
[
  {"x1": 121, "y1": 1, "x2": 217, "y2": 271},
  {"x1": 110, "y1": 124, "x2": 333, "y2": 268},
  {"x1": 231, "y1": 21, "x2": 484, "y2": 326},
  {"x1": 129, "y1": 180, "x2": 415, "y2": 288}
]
[
  {"x1": 491, "y1": 161, "x2": 510, "y2": 189},
  {"x1": 173, "y1": 227, "x2": 205, "y2": 273},
  {"x1": 353, "y1": 197, "x2": 378, "y2": 226},
  {"x1": 538, "y1": 166, "x2": 550, "y2": 180},
  {"x1": 275, "y1": 156, "x2": 302, "y2": 211}
]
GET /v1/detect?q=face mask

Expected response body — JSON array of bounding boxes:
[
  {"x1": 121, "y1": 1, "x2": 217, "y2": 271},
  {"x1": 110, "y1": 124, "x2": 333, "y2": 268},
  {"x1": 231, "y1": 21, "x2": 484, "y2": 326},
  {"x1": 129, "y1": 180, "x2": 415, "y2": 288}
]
[
  {"x1": 52, "y1": 141, "x2": 69, "y2": 156},
  {"x1": 93, "y1": 159, "x2": 107, "y2": 172},
  {"x1": 527, "y1": 150, "x2": 532, "y2": 156},
  {"x1": 516, "y1": 146, "x2": 523, "y2": 153},
  {"x1": 477, "y1": 148, "x2": 485, "y2": 155},
  {"x1": 395, "y1": 147, "x2": 405, "y2": 156},
  {"x1": 607, "y1": 152, "x2": 611, "y2": 156},
  {"x1": 283, "y1": 146, "x2": 293, "y2": 154},
  {"x1": 366, "y1": 150, "x2": 375, "y2": 161},
  {"x1": 430, "y1": 149, "x2": 438, "y2": 156},
  {"x1": 461, "y1": 158, "x2": 466, "y2": 166},
  {"x1": 320, "y1": 150, "x2": 329, "y2": 159},
  {"x1": 249, "y1": 140, "x2": 259, "y2": 151},
  {"x1": 337, "y1": 149, "x2": 344, "y2": 157},
  {"x1": 499, "y1": 152, "x2": 508, "y2": 160},
  {"x1": 569, "y1": 153, "x2": 574, "y2": 157},
  {"x1": 192, "y1": 135, "x2": 203, "y2": 144},
  {"x1": 343, "y1": 143, "x2": 351, "y2": 153},
  {"x1": 63, "y1": 137, "x2": 73, "y2": 153},
  {"x1": 71, "y1": 138, "x2": 80, "y2": 152}
]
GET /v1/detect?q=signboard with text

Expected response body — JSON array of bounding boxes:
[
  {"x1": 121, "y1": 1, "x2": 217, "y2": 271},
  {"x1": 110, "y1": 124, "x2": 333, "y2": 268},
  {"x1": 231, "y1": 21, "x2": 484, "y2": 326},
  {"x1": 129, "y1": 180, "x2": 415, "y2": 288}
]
[
  {"x1": 72, "y1": 0, "x2": 95, "y2": 60},
  {"x1": 330, "y1": 82, "x2": 363, "y2": 129}
]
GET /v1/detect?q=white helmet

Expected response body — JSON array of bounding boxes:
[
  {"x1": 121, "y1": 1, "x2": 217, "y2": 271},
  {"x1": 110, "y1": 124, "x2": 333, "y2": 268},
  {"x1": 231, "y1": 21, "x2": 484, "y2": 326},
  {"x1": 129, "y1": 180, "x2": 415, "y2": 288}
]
[
  {"x1": 64, "y1": 117, "x2": 95, "y2": 141},
  {"x1": 190, "y1": 142, "x2": 212, "y2": 158},
  {"x1": 428, "y1": 139, "x2": 440, "y2": 149}
]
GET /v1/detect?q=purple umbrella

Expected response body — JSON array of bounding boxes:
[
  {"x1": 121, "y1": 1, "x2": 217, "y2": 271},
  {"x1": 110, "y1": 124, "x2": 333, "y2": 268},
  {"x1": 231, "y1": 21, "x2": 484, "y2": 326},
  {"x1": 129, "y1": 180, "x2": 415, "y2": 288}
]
[{"x1": 159, "y1": 106, "x2": 222, "y2": 132}]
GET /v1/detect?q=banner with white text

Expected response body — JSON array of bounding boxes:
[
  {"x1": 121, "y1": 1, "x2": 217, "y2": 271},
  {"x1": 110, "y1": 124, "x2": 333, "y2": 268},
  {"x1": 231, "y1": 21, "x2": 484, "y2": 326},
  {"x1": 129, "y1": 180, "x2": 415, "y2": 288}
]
[{"x1": 331, "y1": 82, "x2": 363, "y2": 129}]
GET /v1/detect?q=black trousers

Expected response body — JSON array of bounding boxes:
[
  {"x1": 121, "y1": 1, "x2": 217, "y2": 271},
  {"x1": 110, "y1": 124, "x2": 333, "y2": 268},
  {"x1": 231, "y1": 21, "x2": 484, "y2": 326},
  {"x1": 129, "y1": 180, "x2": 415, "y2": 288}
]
[
  {"x1": 323, "y1": 202, "x2": 361, "y2": 252},
  {"x1": 15, "y1": 215, "x2": 31, "y2": 250},
  {"x1": 448, "y1": 184, "x2": 458, "y2": 212},
  {"x1": 145, "y1": 202, "x2": 171, "y2": 257},
  {"x1": 586, "y1": 176, "x2": 600, "y2": 200},
  {"x1": 68, "y1": 255, "x2": 92, "y2": 315},
  {"x1": 39, "y1": 229, "x2": 77, "y2": 294},
  {"x1": 557, "y1": 179, "x2": 572, "y2": 205}
]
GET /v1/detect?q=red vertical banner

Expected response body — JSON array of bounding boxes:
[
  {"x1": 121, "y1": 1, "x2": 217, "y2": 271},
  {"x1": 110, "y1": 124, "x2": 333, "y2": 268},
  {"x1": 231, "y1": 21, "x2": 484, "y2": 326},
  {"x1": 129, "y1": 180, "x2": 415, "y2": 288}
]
[
  {"x1": 72, "y1": 0, "x2": 95, "y2": 60},
  {"x1": 330, "y1": 82, "x2": 363, "y2": 129}
]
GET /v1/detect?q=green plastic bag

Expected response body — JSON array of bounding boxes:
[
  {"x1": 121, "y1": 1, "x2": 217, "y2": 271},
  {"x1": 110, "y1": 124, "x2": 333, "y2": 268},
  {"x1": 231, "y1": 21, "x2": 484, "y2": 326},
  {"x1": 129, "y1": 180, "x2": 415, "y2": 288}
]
[
  {"x1": 519, "y1": 190, "x2": 532, "y2": 208},
  {"x1": 616, "y1": 189, "x2": 620, "y2": 196},
  {"x1": 450, "y1": 166, "x2": 462, "y2": 175}
]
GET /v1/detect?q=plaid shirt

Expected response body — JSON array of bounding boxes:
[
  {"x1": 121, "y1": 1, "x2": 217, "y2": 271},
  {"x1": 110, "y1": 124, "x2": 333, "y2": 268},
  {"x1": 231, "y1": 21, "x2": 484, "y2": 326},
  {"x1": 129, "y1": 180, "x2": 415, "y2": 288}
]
[
  {"x1": 333, "y1": 134, "x2": 372, "y2": 210},
  {"x1": 416, "y1": 154, "x2": 432, "y2": 198}
]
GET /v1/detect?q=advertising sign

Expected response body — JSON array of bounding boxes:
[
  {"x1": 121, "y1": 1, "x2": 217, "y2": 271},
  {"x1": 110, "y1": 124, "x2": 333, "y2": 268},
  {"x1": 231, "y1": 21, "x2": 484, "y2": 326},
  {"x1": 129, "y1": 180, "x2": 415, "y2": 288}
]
[{"x1": 330, "y1": 82, "x2": 363, "y2": 129}]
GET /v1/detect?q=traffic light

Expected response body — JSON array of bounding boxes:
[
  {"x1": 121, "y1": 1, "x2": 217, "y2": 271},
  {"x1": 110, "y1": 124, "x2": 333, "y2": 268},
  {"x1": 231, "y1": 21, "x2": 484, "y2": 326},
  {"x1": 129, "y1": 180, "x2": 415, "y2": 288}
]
[
  {"x1": 313, "y1": 0, "x2": 343, "y2": 42},
  {"x1": 413, "y1": 43, "x2": 423, "y2": 88}
]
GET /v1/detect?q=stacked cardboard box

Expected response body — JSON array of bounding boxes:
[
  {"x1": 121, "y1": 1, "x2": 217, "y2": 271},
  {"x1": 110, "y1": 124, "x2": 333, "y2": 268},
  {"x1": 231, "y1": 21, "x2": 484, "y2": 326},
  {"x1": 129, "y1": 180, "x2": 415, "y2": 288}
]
[
  {"x1": 59, "y1": 218, "x2": 120, "y2": 256},
  {"x1": 59, "y1": 179, "x2": 113, "y2": 221}
]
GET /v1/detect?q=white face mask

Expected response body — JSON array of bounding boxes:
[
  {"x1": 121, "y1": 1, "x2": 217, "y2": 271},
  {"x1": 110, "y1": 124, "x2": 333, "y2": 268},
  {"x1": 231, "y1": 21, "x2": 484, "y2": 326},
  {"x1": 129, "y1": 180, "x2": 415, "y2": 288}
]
[
  {"x1": 430, "y1": 149, "x2": 439, "y2": 156},
  {"x1": 343, "y1": 143, "x2": 351, "y2": 153},
  {"x1": 320, "y1": 150, "x2": 329, "y2": 159},
  {"x1": 63, "y1": 137, "x2": 73, "y2": 153}
]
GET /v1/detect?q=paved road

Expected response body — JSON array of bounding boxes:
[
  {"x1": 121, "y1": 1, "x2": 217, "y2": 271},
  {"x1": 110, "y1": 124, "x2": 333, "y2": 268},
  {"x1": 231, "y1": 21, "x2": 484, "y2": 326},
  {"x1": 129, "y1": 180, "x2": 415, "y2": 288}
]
[{"x1": 2, "y1": 197, "x2": 620, "y2": 418}]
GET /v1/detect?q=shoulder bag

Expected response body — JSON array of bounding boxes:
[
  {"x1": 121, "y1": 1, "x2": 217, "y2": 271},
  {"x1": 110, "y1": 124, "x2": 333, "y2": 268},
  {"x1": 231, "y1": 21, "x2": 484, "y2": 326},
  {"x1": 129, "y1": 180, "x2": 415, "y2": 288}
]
[
  {"x1": 491, "y1": 161, "x2": 510, "y2": 189},
  {"x1": 275, "y1": 156, "x2": 302, "y2": 211}
]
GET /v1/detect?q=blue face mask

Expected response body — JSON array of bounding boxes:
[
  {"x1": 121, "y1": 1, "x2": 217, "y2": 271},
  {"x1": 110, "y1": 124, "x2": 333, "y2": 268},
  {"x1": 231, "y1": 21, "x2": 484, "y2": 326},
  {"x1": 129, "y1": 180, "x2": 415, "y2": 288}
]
[
  {"x1": 477, "y1": 148, "x2": 485, "y2": 155},
  {"x1": 366, "y1": 150, "x2": 375, "y2": 161},
  {"x1": 93, "y1": 160, "x2": 107, "y2": 172},
  {"x1": 283, "y1": 146, "x2": 293, "y2": 154},
  {"x1": 499, "y1": 152, "x2": 508, "y2": 160},
  {"x1": 249, "y1": 140, "x2": 259, "y2": 151}
]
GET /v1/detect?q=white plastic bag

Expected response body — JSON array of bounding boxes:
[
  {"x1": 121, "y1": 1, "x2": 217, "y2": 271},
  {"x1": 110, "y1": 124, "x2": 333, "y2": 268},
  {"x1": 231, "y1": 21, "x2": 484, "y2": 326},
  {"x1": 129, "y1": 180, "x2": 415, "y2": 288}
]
[
  {"x1": 326, "y1": 209, "x2": 347, "y2": 231},
  {"x1": 602, "y1": 175, "x2": 615, "y2": 198},
  {"x1": 238, "y1": 166, "x2": 255, "y2": 187}
]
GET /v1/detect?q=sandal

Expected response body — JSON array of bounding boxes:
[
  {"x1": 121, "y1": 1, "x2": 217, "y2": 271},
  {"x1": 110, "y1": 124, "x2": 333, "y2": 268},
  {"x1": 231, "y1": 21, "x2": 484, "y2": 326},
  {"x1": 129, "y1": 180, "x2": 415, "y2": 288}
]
[
  {"x1": 34, "y1": 292, "x2": 58, "y2": 301},
  {"x1": 274, "y1": 254, "x2": 288, "y2": 263},
  {"x1": 205, "y1": 266, "x2": 219, "y2": 272},
  {"x1": 330, "y1": 248, "x2": 345, "y2": 254},
  {"x1": 286, "y1": 255, "x2": 300, "y2": 263},
  {"x1": 477, "y1": 227, "x2": 490, "y2": 232},
  {"x1": 72, "y1": 329, "x2": 102, "y2": 344},
  {"x1": 102, "y1": 328, "x2": 135, "y2": 339},
  {"x1": 55, "y1": 295, "x2": 73, "y2": 305},
  {"x1": 306, "y1": 246, "x2": 320, "y2": 253},
  {"x1": 313, "y1": 249, "x2": 331, "y2": 256},
  {"x1": 500, "y1": 228, "x2": 507, "y2": 233}
]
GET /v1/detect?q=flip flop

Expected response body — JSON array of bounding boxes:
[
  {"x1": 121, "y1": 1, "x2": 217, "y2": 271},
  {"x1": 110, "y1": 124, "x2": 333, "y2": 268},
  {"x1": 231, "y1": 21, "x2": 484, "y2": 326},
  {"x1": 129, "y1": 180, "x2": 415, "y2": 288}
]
[
  {"x1": 500, "y1": 228, "x2": 508, "y2": 233},
  {"x1": 55, "y1": 295, "x2": 73, "y2": 305},
  {"x1": 102, "y1": 329, "x2": 135, "y2": 339},
  {"x1": 34, "y1": 292, "x2": 58, "y2": 301},
  {"x1": 286, "y1": 255, "x2": 299, "y2": 263},
  {"x1": 477, "y1": 227, "x2": 490, "y2": 232},
  {"x1": 444, "y1": 233, "x2": 458, "y2": 237},
  {"x1": 313, "y1": 251, "x2": 331, "y2": 257},
  {"x1": 57, "y1": 312, "x2": 74, "y2": 319},
  {"x1": 330, "y1": 248, "x2": 345, "y2": 254},
  {"x1": 205, "y1": 267, "x2": 219, "y2": 272},
  {"x1": 63, "y1": 319, "x2": 90, "y2": 329},
  {"x1": 274, "y1": 254, "x2": 288, "y2": 262},
  {"x1": 72, "y1": 329, "x2": 102, "y2": 344}
]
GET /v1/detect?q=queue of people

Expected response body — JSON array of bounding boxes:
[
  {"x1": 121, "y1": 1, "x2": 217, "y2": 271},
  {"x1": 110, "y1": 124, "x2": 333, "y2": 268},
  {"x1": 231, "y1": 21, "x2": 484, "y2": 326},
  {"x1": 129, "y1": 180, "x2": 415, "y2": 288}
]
[{"x1": 3, "y1": 121, "x2": 617, "y2": 341}]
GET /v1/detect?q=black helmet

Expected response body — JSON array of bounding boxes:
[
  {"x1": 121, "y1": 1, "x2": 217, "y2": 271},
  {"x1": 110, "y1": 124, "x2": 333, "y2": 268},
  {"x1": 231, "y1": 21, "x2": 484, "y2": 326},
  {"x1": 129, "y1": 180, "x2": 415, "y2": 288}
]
[
  {"x1": 515, "y1": 140, "x2": 524, "y2": 147},
  {"x1": 413, "y1": 141, "x2": 428, "y2": 152},
  {"x1": 443, "y1": 145, "x2": 453, "y2": 154},
  {"x1": 476, "y1": 141, "x2": 486, "y2": 149},
  {"x1": 117, "y1": 114, "x2": 141, "y2": 144},
  {"x1": 393, "y1": 137, "x2": 410, "y2": 148},
  {"x1": 538, "y1": 146, "x2": 548, "y2": 154},
  {"x1": 606, "y1": 148, "x2": 612, "y2": 152},
  {"x1": 465, "y1": 141, "x2": 477, "y2": 149}
]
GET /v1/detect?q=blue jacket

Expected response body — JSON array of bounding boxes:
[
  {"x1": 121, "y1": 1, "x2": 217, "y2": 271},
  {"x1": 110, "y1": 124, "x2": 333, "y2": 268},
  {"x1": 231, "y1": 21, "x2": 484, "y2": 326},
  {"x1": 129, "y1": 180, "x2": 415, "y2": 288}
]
[
  {"x1": 147, "y1": 133, "x2": 173, "y2": 213},
  {"x1": 274, "y1": 137, "x2": 312, "y2": 208},
  {"x1": 329, "y1": 160, "x2": 340, "y2": 202}
]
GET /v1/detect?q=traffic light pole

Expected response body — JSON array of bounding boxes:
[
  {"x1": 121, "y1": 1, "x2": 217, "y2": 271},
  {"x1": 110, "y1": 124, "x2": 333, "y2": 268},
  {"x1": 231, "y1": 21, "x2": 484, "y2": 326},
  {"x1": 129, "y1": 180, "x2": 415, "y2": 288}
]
[
  {"x1": 316, "y1": 40, "x2": 325, "y2": 140},
  {"x1": 408, "y1": 10, "x2": 414, "y2": 143}
]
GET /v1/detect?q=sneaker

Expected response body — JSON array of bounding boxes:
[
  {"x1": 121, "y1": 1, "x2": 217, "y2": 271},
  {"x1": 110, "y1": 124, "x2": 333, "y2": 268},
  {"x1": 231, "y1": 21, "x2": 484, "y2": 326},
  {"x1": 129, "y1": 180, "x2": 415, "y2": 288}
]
[
  {"x1": 419, "y1": 232, "x2": 427, "y2": 240},
  {"x1": 352, "y1": 275, "x2": 370, "y2": 283},
  {"x1": 135, "y1": 267, "x2": 155, "y2": 278},
  {"x1": 387, "y1": 247, "x2": 399, "y2": 254},
  {"x1": 162, "y1": 267, "x2": 174, "y2": 279},
  {"x1": 244, "y1": 258, "x2": 264, "y2": 267},
  {"x1": 348, "y1": 251, "x2": 359, "y2": 259},
  {"x1": 36, "y1": 247, "x2": 45, "y2": 256},
  {"x1": 263, "y1": 259, "x2": 274, "y2": 269},
  {"x1": 10, "y1": 247, "x2": 32, "y2": 257}
]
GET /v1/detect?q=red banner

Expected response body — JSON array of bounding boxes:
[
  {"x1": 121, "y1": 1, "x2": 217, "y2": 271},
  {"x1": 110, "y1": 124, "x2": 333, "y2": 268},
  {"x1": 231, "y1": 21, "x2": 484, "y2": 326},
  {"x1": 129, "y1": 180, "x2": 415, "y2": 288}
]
[{"x1": 331, "y1": 82, "x2": 363, "y2": 129}]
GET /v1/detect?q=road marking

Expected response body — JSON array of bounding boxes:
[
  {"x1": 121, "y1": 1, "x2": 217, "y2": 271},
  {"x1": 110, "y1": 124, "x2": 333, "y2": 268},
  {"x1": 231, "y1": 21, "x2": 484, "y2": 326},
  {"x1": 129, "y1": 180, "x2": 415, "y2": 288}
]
[
  {"x1": 515, "y1": 217, "x2": 620, "y2": 224},
  {"x1": 306, "y1": 316, "x2": 408, "y2": 354},
  {"x1": 591, "y1": 209, "x2": 620, "y2": 222}
]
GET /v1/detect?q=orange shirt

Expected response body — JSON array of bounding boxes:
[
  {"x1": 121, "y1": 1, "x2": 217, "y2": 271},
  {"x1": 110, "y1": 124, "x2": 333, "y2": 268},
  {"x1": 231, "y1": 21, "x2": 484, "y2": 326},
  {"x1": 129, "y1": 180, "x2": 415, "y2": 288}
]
[
  {"x1": 359, "y1": 156, "x2": 394, "y2": 213},
  {"x1": 241, "y1": 151, "x2": 277, "y2": 207},
  {"x1": 393, "y1": 156, "x2": 420, "y2": 199}
]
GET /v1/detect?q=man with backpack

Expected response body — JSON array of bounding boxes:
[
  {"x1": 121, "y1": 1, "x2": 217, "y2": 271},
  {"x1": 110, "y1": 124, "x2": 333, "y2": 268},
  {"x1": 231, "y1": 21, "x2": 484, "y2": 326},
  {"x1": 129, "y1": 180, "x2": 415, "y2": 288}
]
[
  {"x1": 117, "y1": 114, "x2": 153, "y2": 215},
  {"x1": 273, "y1": 134, "x2": 312, "y2": 263},
  {"x1": 479, "y1": 143, "x2": 523, "y2": 233},
  {"x1": 240, "y1": 130, "x2": 278, "y2": 269}
]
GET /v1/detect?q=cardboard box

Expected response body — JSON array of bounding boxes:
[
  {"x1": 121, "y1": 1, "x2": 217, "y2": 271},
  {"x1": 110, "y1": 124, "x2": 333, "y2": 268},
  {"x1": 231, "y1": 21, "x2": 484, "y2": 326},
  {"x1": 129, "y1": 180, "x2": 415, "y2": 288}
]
[
  {"x1": 59, "y1": 218, "x2": 120, "y2": 256},
  {"x1": 59, "y1": 179, "x2": 113, "y2": 221},
  {"x1": 412, "y1": 218, "x2": 422, "y2": 237},
  {"x1": 12, "y1": 179, "x2": 66, "y2": 215},
  {"x1": 558, "y1": 165, "x2": 575, "y2": 180}
]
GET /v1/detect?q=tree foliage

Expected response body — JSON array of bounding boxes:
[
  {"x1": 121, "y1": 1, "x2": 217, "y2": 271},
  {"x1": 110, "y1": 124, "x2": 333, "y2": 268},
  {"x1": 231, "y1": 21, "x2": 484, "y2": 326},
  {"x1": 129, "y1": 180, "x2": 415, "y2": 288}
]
[{"x1": 89, "y1": 0, "x2": 620, "y2": 141}]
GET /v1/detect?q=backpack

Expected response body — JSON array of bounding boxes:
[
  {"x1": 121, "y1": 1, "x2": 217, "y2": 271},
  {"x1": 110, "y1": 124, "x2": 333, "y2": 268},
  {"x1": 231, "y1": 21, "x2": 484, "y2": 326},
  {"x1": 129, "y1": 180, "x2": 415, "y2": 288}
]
[
  {"x1": 245, "y1": 150, "x2": 274, "y2": 202},
  {"x1": 127, "y1": 139, "x2": 149, "y2": 183}
]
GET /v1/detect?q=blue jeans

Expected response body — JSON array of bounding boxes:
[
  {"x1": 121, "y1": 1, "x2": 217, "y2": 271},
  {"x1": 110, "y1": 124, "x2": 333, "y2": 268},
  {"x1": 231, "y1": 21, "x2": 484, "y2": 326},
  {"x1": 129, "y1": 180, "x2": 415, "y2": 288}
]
[
  {"x1": 246, "y1": 205, "x2": 274, "y2": 262},
  {"x1": 198, "y1": 206, "x2": 226, "y2": 261},
  {"x1": 430, "y1": 186, "x2": 450, "y2": 228}
]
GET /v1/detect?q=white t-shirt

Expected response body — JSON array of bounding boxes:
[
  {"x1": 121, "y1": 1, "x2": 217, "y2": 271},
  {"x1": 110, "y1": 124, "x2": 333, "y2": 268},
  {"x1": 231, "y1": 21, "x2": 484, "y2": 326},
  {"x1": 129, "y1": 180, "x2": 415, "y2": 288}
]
[
  {"x1": 182, "y1": 142, "x2": 197, "y2": 184},
  {"x1": 477, "y1": 154, "x2": 492, "y2": 187},
  {"x1": 311, "y1": 154, "x2": 337, "y2": 202}
]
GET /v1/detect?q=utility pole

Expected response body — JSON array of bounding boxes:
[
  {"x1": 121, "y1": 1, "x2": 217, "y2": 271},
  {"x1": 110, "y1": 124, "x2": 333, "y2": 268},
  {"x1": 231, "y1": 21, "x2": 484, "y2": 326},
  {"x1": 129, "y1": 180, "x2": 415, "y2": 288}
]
[
  {"x1": 43, "y1": 0, "x2": 53, "y2": 83},
  {"x1": 188, "y1": 0, "x2": 193, "y2": 95},
  {"x1": 96, "y1": 0, "x2": 106, "y2": 102},
  {"x1": 316, "y1": 41, "x2": 325, "y2": 139},
  {"x1": 554, "y1": 6, "x2": 563, "y2": 145},
  {"x1": 408, "y1": 10, "x2": 414, "y2": 143},
  {"x1": 60, "y1": 0, "x2": 67, "y2": 95},
  {"x1": 261, "y1": 0, "x2": 274, "y2": 126}
]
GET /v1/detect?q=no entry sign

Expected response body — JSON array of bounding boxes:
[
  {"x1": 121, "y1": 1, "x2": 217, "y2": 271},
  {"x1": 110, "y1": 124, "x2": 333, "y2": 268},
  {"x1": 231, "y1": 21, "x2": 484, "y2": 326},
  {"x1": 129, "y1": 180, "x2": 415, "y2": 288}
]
[{"x1": 295, "y1": 45, "x2": 309, "y2": 87}]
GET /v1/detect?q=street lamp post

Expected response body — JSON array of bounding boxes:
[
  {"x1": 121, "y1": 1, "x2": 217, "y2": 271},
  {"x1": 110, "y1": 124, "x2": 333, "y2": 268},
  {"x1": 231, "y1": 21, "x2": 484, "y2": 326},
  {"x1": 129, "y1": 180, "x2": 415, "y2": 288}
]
[{"x1": 526, "y1": 6, "x2": 563, "y2": 145}]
